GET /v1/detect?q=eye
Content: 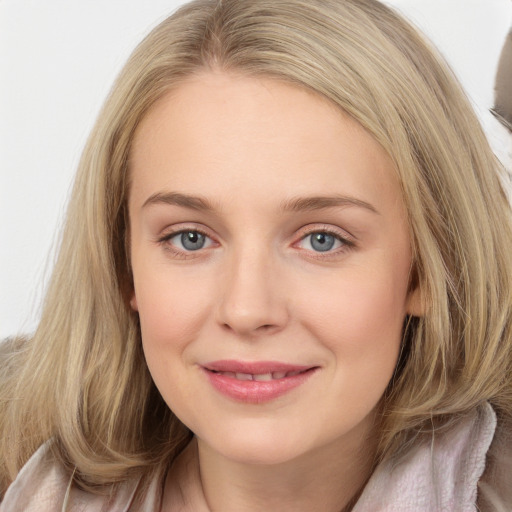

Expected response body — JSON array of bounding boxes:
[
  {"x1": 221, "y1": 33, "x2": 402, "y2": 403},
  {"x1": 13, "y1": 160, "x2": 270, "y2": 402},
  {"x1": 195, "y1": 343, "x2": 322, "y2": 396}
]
[
  {"x1": 166, "y1": 230, "x2": 214, "y2": 251},
  {"x1": 297, "y1": 231, "x2": 348, "y2": 253}
]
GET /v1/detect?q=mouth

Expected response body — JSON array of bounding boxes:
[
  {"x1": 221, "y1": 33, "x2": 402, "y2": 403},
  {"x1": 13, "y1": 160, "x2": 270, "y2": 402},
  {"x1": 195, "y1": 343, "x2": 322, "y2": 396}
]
[
  {"x1": 206, "y1": 368, "x2": 309, "y2": 381},
  {"x1": 201, "y1": 360, "x2": 318, "y2": 403}
]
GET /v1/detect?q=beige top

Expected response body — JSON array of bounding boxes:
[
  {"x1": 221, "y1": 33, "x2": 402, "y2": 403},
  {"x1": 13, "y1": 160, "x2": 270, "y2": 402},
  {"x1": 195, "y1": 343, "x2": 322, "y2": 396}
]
[{"x1": 0, "y1": 403, "x2": 497, "y2": 511}]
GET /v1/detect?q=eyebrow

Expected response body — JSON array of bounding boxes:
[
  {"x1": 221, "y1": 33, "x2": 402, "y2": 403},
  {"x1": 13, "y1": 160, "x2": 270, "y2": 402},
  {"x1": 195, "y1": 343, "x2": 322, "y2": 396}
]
[
  {"x1": 281, "y1": 195, "x2": 379, "y2": 214},
  {"x1": 142, "y1": 192, "x2": 215, "y2": 211},
  {"x1": 142, "y1": 191, "x2": 379, "y2": 215}
]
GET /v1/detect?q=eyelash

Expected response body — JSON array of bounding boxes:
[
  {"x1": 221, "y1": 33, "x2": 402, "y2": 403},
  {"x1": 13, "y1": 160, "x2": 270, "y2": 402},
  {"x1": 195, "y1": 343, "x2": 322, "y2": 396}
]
[
  {"x1": 156, "y1": 225, "x2": 355, "y2": 260},
  {"x1": 294, "y1": 226, "x2": 355, "y2": 259},
  {"x1": 157, "y1": 227, "x2": 217, "y2": 260}
]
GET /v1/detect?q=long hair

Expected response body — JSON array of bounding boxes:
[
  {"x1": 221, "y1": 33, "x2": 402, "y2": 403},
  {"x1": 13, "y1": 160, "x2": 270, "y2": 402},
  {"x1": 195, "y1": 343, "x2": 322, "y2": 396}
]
[{"x1": 2, "y1": 0, "x2": 511, "y2": 499}]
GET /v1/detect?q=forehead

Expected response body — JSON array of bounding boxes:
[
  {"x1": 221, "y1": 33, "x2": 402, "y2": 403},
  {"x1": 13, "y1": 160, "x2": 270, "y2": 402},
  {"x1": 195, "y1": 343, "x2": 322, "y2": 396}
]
[{"x1": 128, "y1": 71, "x2": 402, "y2": 213}]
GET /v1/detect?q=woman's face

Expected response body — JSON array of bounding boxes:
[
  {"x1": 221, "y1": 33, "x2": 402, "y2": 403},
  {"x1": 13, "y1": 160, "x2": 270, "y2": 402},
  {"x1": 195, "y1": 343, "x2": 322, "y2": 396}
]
[{"x1": 129, "y1": 71, "x2": 420, "y2": 465}]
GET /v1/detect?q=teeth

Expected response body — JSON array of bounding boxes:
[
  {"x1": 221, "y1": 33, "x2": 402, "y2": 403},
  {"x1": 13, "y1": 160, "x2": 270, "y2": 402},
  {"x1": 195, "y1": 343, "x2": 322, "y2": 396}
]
[
  {"x1": 214, "y1": 369, "x2": 308, "y2": 380},
  {"x1": 253, "y1": 373, "x2": 273, "y2": 381},
  {"x1": 235, "y1": 372, "x2": 253, "y2": 381}
]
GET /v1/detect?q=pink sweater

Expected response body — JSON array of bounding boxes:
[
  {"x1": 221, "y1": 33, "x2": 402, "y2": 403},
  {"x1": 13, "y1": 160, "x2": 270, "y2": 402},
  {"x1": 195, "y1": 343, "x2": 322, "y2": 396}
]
[{"x1": 0, "y1": 404, "x2": 496, "y2": 511}]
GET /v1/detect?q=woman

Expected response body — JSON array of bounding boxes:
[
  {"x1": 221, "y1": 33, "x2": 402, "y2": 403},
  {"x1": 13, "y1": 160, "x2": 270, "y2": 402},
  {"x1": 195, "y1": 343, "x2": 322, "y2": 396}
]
[{"x1": 1, "y1": 0, "x2": 511, "y2": 510}]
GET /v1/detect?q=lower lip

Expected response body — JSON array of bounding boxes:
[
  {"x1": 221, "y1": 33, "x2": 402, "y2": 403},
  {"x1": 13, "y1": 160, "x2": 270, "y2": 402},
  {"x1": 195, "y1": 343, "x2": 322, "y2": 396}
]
[{"x1": 202, "y1": 368, "x2": 317, "y2": 403}]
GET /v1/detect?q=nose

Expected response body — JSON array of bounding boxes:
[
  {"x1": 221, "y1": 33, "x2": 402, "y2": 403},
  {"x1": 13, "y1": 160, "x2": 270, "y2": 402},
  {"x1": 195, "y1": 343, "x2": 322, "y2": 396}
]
[{"x1": 216, "y1": 247, "x2": 289, "y2": 337}]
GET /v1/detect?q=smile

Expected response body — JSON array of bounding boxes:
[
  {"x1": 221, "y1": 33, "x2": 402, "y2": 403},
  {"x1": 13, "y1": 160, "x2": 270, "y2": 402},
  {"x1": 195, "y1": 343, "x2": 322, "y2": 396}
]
[
  {"x1": 201, "y1": 360, "x2": 318, "y2": 403},
  {"x1": 210, "y1": 369, "x2": 306, "y2": 381}
]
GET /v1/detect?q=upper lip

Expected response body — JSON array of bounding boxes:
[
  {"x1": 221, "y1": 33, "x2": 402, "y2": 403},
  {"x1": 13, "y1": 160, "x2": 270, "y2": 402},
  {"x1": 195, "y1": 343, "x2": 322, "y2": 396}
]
[{"x1": 202, "y1": 360, "x2": 315, "y2": 374}]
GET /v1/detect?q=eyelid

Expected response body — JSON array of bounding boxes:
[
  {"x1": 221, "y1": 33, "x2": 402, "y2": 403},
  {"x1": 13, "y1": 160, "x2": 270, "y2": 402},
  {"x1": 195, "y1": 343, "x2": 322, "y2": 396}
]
[
  {"x1": 157, "y1": 224, "x2": 213, "y2": 241},
  {"x1": 296, "y1": 224, "x2": 355, "y2": 242},
  {"x1": 156, "y1": 224, "x2": 219, "y2": 258},
  {"x1": 293, "y1": 224, "x2": 356, "y2": 255}
]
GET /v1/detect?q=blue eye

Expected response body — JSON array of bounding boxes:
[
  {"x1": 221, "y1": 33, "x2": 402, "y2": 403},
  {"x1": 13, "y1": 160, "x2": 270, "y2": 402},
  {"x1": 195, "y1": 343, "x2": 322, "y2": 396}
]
[
  {"x1": 170, "y1": 230, "x2": 211, "y2": 251},
  {"x1": 309, "y1": 233, "x2": 336, "y2": 252},
  {"x1": 298, "y1": 231, "x2": 345, "y2": 253}
]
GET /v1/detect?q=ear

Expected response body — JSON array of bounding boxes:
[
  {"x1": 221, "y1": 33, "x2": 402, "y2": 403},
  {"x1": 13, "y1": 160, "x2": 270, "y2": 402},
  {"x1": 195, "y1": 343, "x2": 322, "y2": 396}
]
[
  {"x1": 130, "y1": 293, "x2": 139, "y2": 312},
  {"x1": 405, "y1": 285, "x2": 423, "y2": 317}
]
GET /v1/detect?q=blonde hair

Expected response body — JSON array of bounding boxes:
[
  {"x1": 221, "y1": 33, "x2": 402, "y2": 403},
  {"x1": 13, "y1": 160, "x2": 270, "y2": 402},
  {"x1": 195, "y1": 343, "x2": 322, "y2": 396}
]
[{"x1": 2, "y1": 0, "x2": 512, "y2": 501}]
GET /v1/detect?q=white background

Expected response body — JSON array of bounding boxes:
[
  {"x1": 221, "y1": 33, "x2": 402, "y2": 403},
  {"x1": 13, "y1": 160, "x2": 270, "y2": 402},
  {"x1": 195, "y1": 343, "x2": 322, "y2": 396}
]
[{"x1": 1, "y1": 0, "x2": 511, "y2": 339}]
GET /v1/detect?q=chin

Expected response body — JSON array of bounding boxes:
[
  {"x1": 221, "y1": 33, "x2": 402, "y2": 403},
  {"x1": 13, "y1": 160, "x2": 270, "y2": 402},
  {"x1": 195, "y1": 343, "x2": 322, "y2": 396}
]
[
  {"x1": 215, "y1": 442, "x2": 306, "y2": 466},
  {"x1": 196, "y1": 420, "x2": 321, "y2": 466}
]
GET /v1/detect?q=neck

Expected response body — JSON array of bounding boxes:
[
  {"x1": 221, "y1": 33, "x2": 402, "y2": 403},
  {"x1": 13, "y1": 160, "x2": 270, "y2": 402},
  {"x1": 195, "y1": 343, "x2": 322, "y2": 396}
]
[
  {"x1": 200, "y1": 437, "x2": 374, "y2": 512},
  {"x1": 163, "y1": 426, "x2": 377, "y2": 512}
]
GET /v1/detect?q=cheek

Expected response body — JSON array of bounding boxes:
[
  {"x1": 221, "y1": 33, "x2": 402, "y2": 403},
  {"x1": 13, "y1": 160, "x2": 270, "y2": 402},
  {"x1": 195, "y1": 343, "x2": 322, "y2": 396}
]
[
  {"x1": 297, "y1": 265, "x2": 408, "y2": 360},
  {"x1": 134, "y1": 272, "x2": 214, "y2": 413},
  {"x1": 134, "y1": 264, "x2": 214, "y2": 345}
]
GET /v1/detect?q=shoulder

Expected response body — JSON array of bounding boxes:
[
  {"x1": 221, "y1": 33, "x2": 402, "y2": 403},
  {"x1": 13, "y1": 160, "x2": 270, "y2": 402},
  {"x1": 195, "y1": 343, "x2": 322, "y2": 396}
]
[
  {"x1": 0, "y1": 443, "x2": 157, "y2": 512},
  {"x1": 0, "y1": 443, "x2": 106, "y2": 512},
  {"x1": 478, "y1": 410, "x2": 512, "y2": 510},
  {"x1": 354, "y1": 403, "x2": 499, "y2": 511},
  {"x1": 1, "y1": 443, "x2": 75, "y2": 511}
]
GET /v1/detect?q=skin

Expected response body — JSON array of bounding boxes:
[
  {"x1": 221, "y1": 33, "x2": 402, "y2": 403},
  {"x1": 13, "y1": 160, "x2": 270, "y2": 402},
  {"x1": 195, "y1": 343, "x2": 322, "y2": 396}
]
[{"x1": 128, "y1": 71, "x2": 421, "y2": 511}]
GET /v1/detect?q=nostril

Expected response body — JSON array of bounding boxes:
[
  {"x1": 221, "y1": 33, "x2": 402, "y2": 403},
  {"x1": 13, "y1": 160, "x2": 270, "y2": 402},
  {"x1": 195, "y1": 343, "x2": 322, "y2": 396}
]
[
  {"x1": 221, "y1": 322, "x2": 279, "y2": 334},
  {"x1": 254, "y1": 324, "x2": 281, "y2": 334}
]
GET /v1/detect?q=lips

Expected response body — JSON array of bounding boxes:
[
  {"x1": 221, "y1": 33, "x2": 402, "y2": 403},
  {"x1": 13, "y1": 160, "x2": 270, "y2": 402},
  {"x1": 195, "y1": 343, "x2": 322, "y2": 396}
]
[
  {"x1": 211, "y1": 370, "x2": 304, "y2": 381},
  {"x1": 202, "y1": 360, "x2": 318, "y2": 403}
]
